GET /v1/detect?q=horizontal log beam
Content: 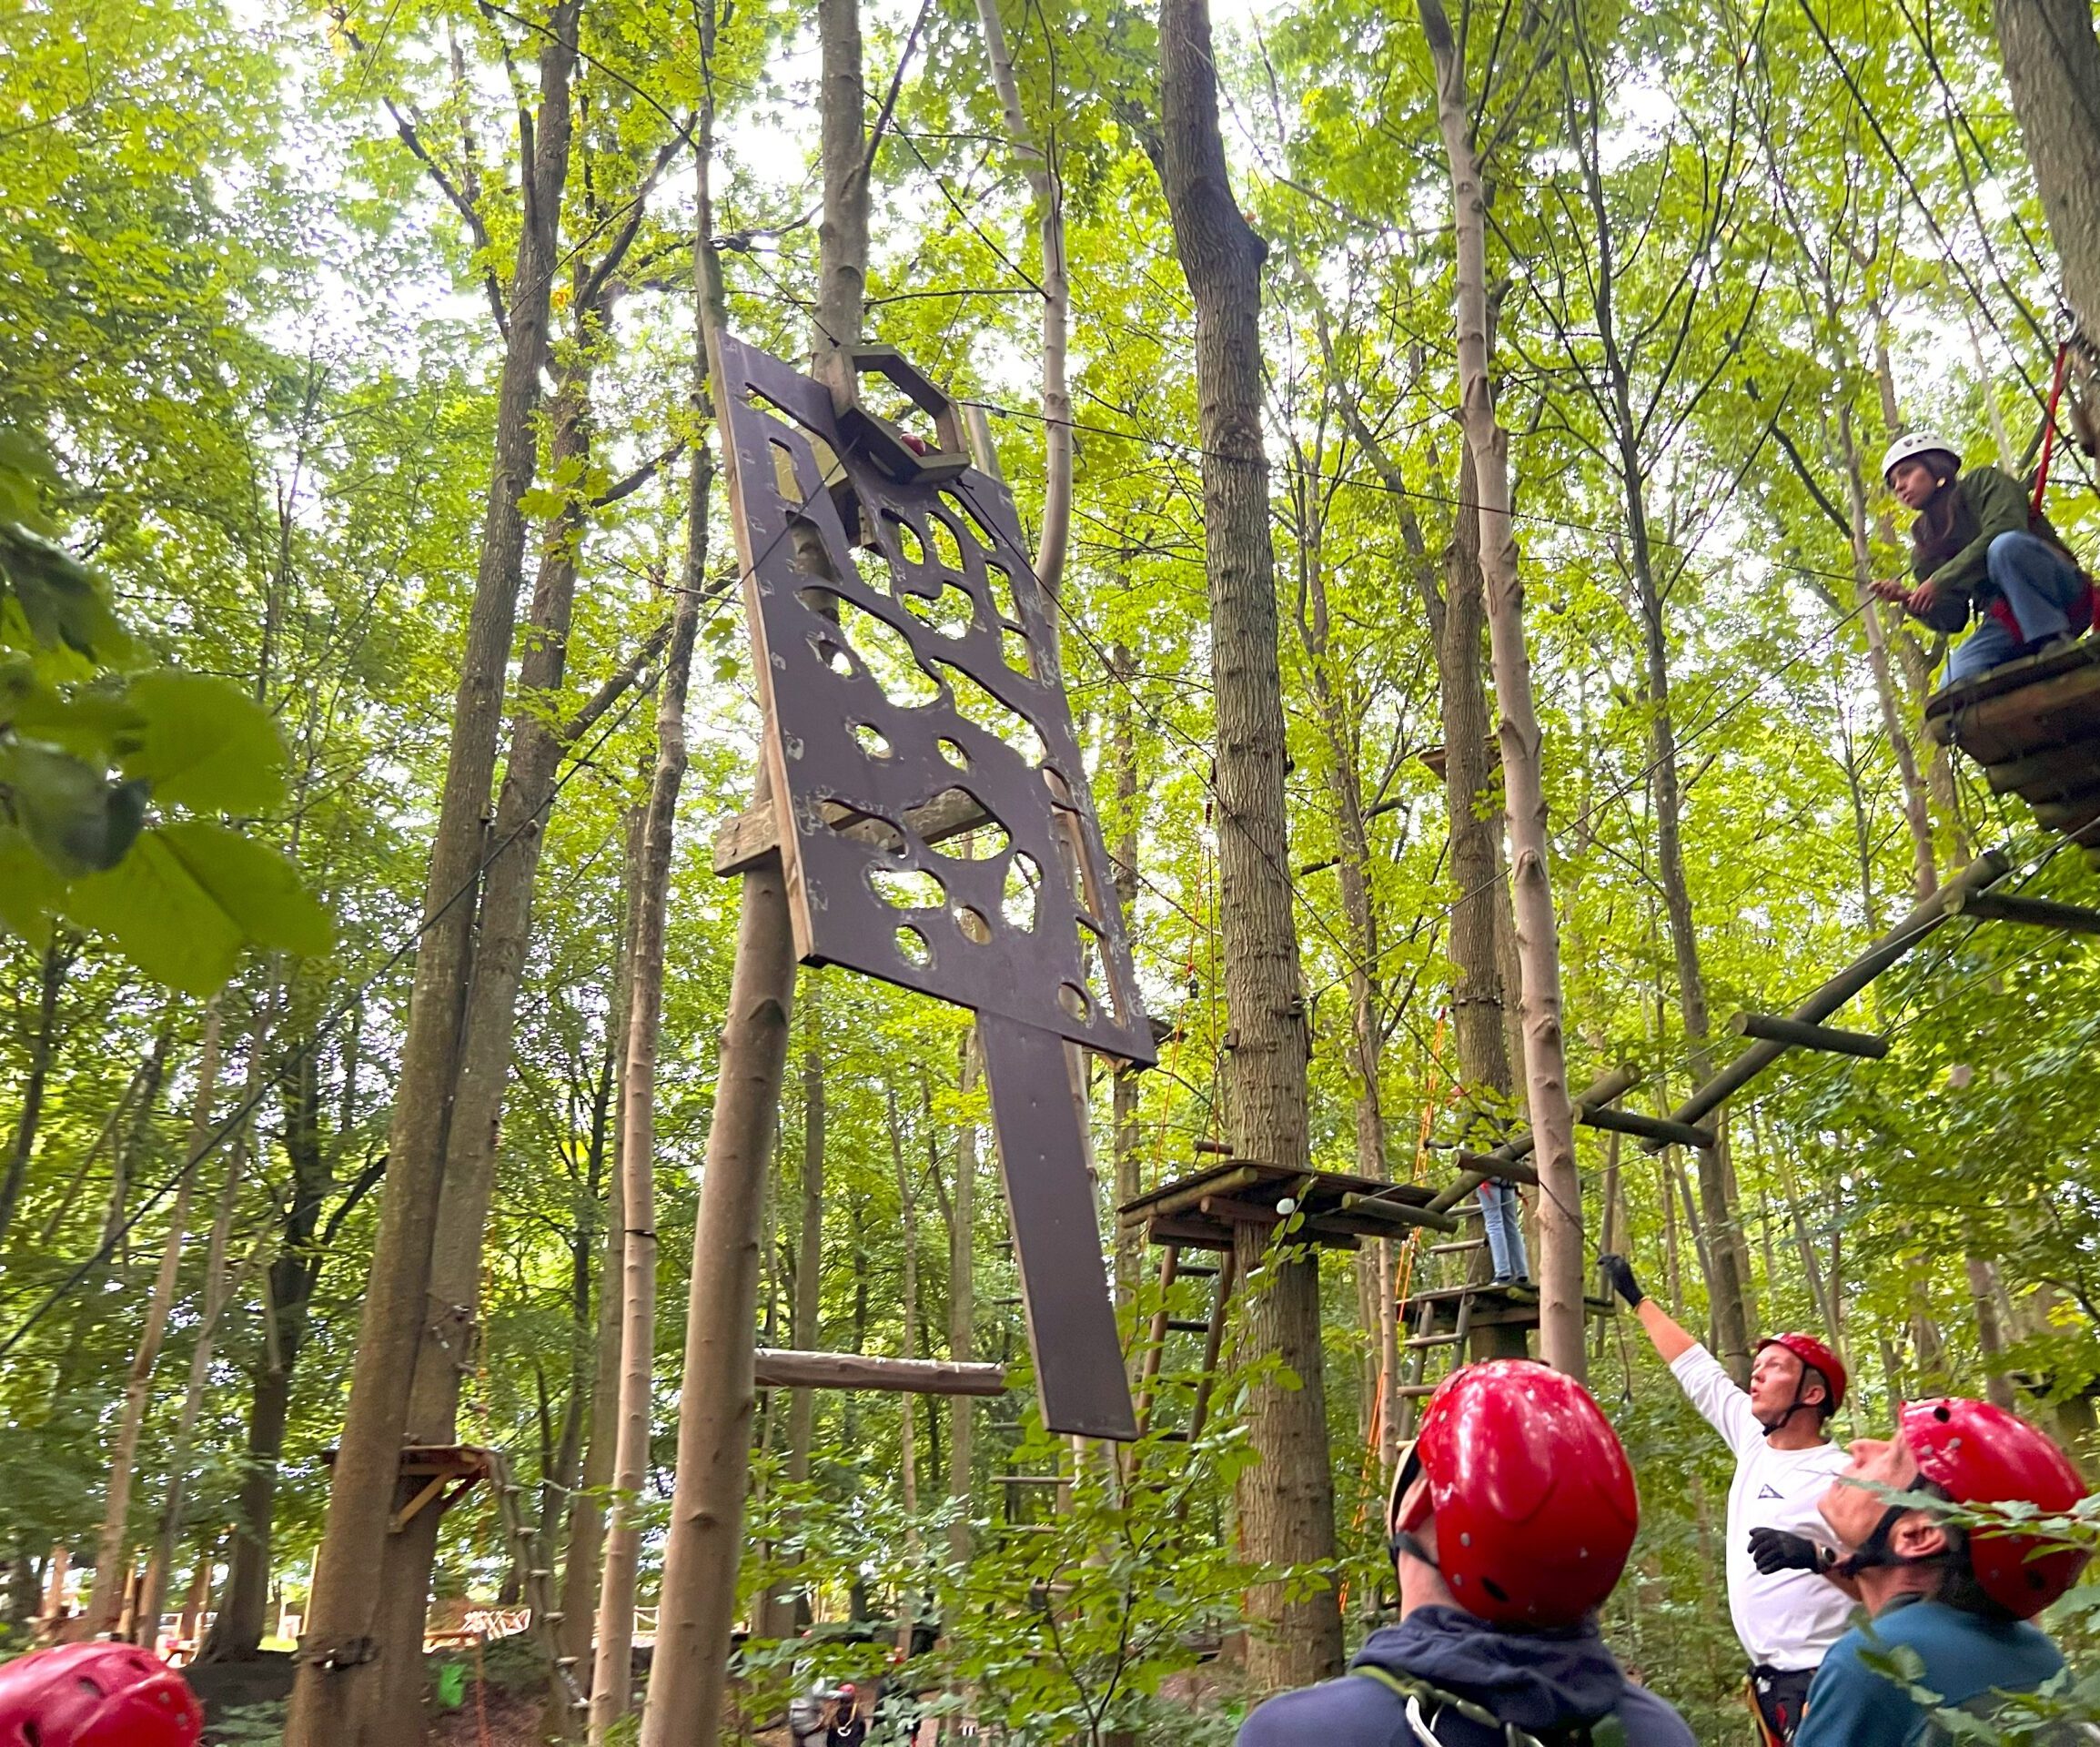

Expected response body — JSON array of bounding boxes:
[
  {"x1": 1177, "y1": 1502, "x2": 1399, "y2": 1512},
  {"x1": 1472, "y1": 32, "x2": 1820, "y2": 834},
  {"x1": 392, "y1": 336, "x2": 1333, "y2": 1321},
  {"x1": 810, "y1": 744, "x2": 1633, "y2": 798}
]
[
  {"x1": 1336, "y1": 1193, "x2": 1462, "y2": 1235},
  {"x1": 752, "y1": 1349, "x2": 1007, "y2": 1397},
  {"x1": 1576, "y1": 1103, "x2": 1716, "y2": 1151},
  {"x1": 1949, "y1": 889, "x2": 2100, "y2": 937},
  {"x1": 1120, "y1": 1165, "x2": 1263, "y2": 1226},
  {"x1": 1662, "y1": 848, "x2": 2012, "y2": 1139},
  {"x1": 1426, "y1": 1066, "x2": 1641, "y2": 1213},
  {"x1": 1730, "y1": 1012, "x2": 1889, "y2": 1058},
  {"x1": 1454, "y1": 1149, "x2": 1540, "y2": 1186}
]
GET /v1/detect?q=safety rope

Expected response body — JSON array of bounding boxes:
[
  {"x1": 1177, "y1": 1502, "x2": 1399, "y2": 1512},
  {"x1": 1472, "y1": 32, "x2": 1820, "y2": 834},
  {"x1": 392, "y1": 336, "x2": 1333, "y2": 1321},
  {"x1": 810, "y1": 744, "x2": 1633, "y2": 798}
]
[{"x1": 2032, "y1": 339, "x2": 2071, "y2": 517}]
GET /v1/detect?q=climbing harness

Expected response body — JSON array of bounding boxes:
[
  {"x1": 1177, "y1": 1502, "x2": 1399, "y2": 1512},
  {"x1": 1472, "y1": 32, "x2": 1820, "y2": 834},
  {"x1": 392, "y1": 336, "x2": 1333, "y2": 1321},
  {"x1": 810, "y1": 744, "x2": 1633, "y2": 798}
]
[{"x1": 1350, "y1": 1663, "x2": 1630, "y2": 1747}]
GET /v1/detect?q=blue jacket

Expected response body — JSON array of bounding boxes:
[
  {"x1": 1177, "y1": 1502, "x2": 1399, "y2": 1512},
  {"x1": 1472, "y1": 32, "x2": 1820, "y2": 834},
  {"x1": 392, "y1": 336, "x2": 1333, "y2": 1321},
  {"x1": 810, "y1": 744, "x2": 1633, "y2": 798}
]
[
  {"x1": 1795, "y1": 1592, "x2": 2065, "y2": 1747},
  {"x1": 1236, "y1": 1606, "x2": 1695, "y2": 1747}
]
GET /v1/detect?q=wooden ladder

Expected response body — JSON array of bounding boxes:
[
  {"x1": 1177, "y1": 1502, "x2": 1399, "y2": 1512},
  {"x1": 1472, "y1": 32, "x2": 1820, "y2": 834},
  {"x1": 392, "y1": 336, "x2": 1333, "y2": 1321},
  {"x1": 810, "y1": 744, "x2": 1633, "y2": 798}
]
[
  {"x1": 488, "y1": 1448, "x2": 588, "y2": 1722},
  {"x1": 1133, "y1": 1242, "x2": 1238, "y2": 1452}
]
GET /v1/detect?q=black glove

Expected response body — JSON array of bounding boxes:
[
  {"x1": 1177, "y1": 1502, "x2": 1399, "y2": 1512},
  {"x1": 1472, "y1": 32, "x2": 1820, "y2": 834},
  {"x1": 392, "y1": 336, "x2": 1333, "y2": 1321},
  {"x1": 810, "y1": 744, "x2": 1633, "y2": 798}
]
[
  {"x1": 1749, "y1": 1528, "x2": 1834, "y2": 1575},
  {"x1": 1599, "y1": 1253, "x2": 1645, "y2": 1308}
]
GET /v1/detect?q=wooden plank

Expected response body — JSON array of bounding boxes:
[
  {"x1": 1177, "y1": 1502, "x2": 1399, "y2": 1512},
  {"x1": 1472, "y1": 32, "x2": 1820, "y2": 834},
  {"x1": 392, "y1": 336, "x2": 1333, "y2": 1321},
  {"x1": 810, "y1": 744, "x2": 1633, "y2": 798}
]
[
  {"x1": 712, "y1": 803, "x2": 781, "y2": 876},
  {"x1": 1140, "y1": 1214, "x2": 1233, "y2": 1251},
  {"x1": 1121, "y1": 1165, "x2": 1263, "y2": 1225},
  {"x1": 752, "y1": 1348, "x2": 1008, "y2": 1396},
  {"x1": 1729, "y1": 1012, "x2": 1889, "y2": 1058},
  {"x1": 1983, "y1": 740, "x2": 2100, "y2": 803}
]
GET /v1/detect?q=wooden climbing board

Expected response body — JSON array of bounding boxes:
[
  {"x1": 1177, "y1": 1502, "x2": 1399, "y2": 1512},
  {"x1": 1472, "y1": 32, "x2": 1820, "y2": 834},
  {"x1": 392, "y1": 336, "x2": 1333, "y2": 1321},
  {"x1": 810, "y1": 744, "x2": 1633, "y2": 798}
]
[{"x1": 1925, "y1": 639, "x2": 2100, "y2": 872}]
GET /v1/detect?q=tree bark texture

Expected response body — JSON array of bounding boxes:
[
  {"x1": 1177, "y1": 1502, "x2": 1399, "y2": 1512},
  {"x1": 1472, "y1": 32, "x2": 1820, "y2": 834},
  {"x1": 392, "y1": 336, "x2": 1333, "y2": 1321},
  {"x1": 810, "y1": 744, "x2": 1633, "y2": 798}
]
[
  {"x1": 814, "y1": 0, "x2": 869, "y2": 357},
  {"x1": 1419, "y1": 0, "x2": 1585, "y2": 1378},
  {"x1": 1158, "y1": 0, "x2": 1338, "y2": 1692},
  {"x1": 285, "y1": 10, "x2": 580, "y2": 1739},
  {"x1": 1994, "y1": 0, "x2": 2100, "y2": 334},
  {"x1": 588, "y1": 444, "x2": 708, "y2": 1747},
  {"x1": 86, "y1": 998, "x2": 222, "y2": 1633},
  {"x1": 947, "y1": 1034, "x2": 978, "y2": 1567},
  {"x1": 0, "y1": 942, "x2": 70, "y2": 1254}
]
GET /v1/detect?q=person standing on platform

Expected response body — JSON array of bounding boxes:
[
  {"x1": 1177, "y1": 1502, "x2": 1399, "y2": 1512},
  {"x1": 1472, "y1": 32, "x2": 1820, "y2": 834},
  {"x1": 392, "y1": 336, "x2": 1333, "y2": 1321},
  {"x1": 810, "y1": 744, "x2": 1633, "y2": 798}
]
[{"x1": 1600, "y1": 1254, "x2": 1853, "y2": 1742}]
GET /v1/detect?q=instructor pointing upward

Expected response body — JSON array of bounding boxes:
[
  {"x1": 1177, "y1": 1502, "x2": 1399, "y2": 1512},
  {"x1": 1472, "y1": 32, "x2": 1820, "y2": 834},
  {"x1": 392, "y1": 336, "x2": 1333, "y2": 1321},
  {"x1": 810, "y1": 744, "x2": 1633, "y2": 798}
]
[{"x1": 1600, "y1": 1254, "x2": 1853, "y2": 1743}]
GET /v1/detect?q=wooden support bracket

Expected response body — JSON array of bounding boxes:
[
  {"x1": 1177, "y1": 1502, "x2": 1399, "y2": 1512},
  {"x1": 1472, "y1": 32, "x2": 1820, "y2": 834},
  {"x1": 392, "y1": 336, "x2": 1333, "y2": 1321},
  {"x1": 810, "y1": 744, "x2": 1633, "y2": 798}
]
[
  {"x1": 1950, "y1": 890, "x2": 2100, "y2": 937},
  {"x1": 1729, "y1": 1012, "x2": 1890, "y2": 1058},
  {"x1": 1576, "y1": 1103, "x2": 1716, "y2": 1150}
]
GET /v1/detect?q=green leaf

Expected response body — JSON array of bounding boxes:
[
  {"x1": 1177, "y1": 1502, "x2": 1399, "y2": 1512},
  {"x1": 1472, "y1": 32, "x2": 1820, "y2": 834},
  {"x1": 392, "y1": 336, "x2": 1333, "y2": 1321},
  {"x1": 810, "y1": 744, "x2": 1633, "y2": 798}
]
[
  {"x1": 120, "y1": 671, "x2": 288, "y2": 813},
  {"x1": 0, "y1": 741, "x2": 146, "y2": 873},
  {"x1": 0, "y1": 825, "x2": 63, "y2": 947},
  {"x1": 157, "y1": 820, "x2": 332, "y2": 956},
  {"x1": 63, "y1": 829, "x2": 246, "y2": 994},
  {"x1": 63, "y1": 823, "x2": 330, "y2": 993}
]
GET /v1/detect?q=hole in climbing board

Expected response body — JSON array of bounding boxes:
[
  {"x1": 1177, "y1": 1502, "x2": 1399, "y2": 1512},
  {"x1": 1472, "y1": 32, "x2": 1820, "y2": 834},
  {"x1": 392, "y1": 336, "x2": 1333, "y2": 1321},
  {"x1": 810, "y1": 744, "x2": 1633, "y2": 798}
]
[
  {"x1": 1003, "y1": 853, "x2": 1043, "y2": 932},
  {"x1": 955, "y1": 905, "x2": 993, "y2": 944},
  {"x1": 853, "y1": 722, "x2": 894, "y2": 760},
  {"x1": 870, "y1": 866, "x2": 946, "y2": 909},
  {"x1": 932, "y1": 661, "x2": 1048, "y2": 765},
  {"x1": 800, "y1": 591, "x2": 943, "y2": 709},
  {"x1": 895, "y1": 924, "x2": 933, "y2": 967},
  {"x1": 909, "y1": 788, "x2": 1006, "y2": 857}
]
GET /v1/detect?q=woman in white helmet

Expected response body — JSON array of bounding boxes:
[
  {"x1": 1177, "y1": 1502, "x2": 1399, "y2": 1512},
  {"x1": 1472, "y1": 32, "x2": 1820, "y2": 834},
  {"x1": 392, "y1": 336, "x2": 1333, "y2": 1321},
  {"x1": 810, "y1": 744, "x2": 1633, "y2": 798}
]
[{"x1": 1868, "y1": 432, "x2": 2092, "y2": 686}]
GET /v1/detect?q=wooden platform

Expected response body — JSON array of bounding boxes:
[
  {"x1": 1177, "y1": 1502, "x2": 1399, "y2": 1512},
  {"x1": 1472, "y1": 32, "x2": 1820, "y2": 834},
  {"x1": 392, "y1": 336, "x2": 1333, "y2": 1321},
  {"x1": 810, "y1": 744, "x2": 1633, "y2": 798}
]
[
  {"x1": 1925, "y1": 638, "x2": 2100, "y2": 872},
  {"x1": 1398, "y1": 1282, "x2": 1618, "y2": 1368},
  {"x1": 1117, "y1": 1158, "x2": 1448, "y2": 1252}
]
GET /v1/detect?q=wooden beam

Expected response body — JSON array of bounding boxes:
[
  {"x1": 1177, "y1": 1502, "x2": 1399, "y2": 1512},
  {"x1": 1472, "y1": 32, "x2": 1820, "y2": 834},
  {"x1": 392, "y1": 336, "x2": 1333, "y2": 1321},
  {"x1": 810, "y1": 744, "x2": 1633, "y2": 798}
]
[
  {"x1": 1453, "y1": 1148, "x2": 1540, "y2": 1186},
  {"x1": 1662, "y1": 848, "x2": 2012, "y2": 1140},
  {"x1": 1949, "y1": 889, "x2": 2100, "y2": 937},
  {"x1": 1729, "y1": 1012, "x2": 1889, "y2": 1057},
  {"x1": 1577, "y1": 1104, "x2": 1715, "y2": 1149},
  {"x1": 1337, "y1": 1193, "x2": 1462, "y2": 1235},
  {"x1": 1425, "y1": 1066, "x2": 1641, "y2": 1213},
  {"x1": 751, "y1": 1349, "x2": 1007, "y2": 1397},
  {"x1": 1120, "y1": 1165, "x2": 1262, "y2": 1226}
]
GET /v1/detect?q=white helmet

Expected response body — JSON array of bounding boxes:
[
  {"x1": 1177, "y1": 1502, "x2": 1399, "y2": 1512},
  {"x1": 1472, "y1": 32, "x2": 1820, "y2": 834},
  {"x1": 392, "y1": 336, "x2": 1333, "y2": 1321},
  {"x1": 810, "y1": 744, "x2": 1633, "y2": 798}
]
[{"x1": 1880, "y1": 431, "x2": 1962, "y2": 483}]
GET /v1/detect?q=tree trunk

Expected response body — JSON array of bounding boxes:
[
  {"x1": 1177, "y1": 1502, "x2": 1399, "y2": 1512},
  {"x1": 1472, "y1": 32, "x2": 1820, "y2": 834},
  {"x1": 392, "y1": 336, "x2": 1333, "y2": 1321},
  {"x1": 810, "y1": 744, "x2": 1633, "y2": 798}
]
[
  {"x1": 1110, "y1": 654, "x2": 1143, "y2": 1306},
  {"x1": 0, "y1": 942, "x2": 71, "y2": 1254},
  {"x1": 1966, "y1": 1254, "x2": 2018, "y2": 1411},
  {"x1": 786, "y1": 1035, "x2": 824, "y2": 1488},
  {"x1": 142, "y1": 1006, "x2": 271, "y2": 1651},
  {"x1": 86, "y1": 999, "x2": 223, "y2": 1633},
  {"x1": 970, "y1": 0, "x2": 1070, "y2": 593},
  {"x1": 200, "y1": 1035, "x2": 341, "y2": 1662},
  {"x1": 1419, "y1": 0, "x2": 1584, "y2": 1378},
  {"x1": 1157, "y1": 0, "x2": 1336, "y2": 1693},
  {"x1": 285, "y1": 10, "x2": 580, "y2": 1738},
  {"x1": 641, "y1": 45, "x2": 818, "y2": 1727},
  {"x1": 588, "y1": 445, "x2": 709, "y2": 1747},
  {"x1": 889, "y1": 1087, "x2": 920, "y2": 1655},
  {"x1": 1994, "y1": 0, "x2": 2100, "y2": 332}
]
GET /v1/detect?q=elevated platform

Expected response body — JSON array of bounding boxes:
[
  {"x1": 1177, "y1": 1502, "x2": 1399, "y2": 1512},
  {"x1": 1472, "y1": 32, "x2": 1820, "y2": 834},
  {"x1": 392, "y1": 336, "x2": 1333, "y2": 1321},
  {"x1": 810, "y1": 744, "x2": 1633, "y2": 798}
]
[
  {"x1": 1398, "y1": 1281, "x2": 1617, "y2": 1364},
  {"x1": 1925, "y1": 638, "x2": 2100, "y2": 872},
  {"x1": 1117, "y1": 1158, "x2": 1446, "y2": 1252}
]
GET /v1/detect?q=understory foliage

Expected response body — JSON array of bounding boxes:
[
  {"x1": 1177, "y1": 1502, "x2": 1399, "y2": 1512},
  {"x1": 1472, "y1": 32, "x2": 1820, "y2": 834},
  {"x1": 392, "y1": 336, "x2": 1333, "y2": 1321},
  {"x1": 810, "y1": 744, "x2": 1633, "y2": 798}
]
[{"x1": 3, "y1": 0, "x2": 2098, "y2": 1737}]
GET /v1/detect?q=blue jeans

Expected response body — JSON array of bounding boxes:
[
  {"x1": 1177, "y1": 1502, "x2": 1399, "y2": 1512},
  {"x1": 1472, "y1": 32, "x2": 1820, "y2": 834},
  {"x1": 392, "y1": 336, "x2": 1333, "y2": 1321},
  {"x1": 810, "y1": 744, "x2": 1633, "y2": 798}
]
[
  {"x1": 1478, "y1": 1179, "x2": 1529, "y2": 1282},
  {"x1": 1945, "y1": 532, "x2": 2085, "y2": 683}
]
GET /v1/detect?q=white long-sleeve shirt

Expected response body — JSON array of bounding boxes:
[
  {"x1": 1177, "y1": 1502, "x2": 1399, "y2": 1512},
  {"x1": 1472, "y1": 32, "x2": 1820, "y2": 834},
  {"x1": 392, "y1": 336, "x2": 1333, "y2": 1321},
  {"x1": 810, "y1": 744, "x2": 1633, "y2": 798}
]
[{"x1": 1669, "y1": 1343, "x2": 1855, "y2": 1671}]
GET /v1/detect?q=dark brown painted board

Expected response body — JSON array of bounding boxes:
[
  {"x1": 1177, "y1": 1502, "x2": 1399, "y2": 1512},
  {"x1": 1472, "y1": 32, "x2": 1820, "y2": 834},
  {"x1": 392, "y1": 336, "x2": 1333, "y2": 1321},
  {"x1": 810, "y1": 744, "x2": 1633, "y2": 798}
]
[{"x1": 979, "y1": 1014, "x2": 1138, "y2": 1440}]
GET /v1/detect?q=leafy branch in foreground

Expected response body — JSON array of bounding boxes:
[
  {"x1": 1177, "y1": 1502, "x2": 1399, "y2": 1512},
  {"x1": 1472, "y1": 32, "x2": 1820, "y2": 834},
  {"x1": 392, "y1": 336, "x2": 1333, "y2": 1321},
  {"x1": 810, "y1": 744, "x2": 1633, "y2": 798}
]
[{"x1": 0, "y1": 427, "x2": 331, "y2": 992}]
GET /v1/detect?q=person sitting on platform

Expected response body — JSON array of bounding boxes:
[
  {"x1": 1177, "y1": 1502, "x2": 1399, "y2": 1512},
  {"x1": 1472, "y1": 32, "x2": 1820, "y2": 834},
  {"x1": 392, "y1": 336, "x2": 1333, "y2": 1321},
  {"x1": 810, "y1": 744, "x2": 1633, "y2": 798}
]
[
  {"x1": 1236, "y1": 1359, "x2": 1694, "y2": 1747},
  {"x1": 1600, "y1": 1254, "x2": 1852, "y2": 1742},
  {"x1": 1870, "y1": 433, "x2": 2094, "y2": 688},
  {"x1": 1795, "y1": 1397, "x2": 2088, "y2": 1747}
]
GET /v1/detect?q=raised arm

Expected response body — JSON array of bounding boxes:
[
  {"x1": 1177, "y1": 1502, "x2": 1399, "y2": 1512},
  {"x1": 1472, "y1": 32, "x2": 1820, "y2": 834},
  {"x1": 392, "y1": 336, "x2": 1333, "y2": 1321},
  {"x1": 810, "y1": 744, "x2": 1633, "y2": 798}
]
[{"x1": 1600, "y1": 1254, "x2": 1762, "y2": 1452}]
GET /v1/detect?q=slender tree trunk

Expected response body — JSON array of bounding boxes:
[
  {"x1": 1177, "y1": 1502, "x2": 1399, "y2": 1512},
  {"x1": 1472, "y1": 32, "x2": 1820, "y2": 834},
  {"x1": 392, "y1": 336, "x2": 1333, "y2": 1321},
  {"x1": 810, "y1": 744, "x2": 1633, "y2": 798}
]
[
  {"x1": 641, "y1": 38, "x2": 817, "y2": 1725},
  {"x1": 889, "y1": 1088, "x2": 921, "y2": 1656},
  {"x1": 970, "y1": 0, "x2": 1070, "y2": 593},
  {"x1": 1419, "y1": 0, "x2": 1583, "y2": 1377},
  {"x1": 142, "y1": 1005, "x2": 271, "y2": 1651},
  {"x1": 286, "y1": 11, "x2": 581, "y2": 1738},
  {"x1": 1158, "y1": 0, "x2": 1336, "y2": 1692},
  {"x1": 1110, "y1": 655, "x2": 1143, "y2": 1305},
  {"x1": 1994, "y1": 0, "x2": 2100, "y2": 331},
  {"x1": 555, "y1": 803, "x2": 641, "y2": 1699},
  {"x1": 86, "y1": 999, "x2": 223, "y2": 1633},
  {"x1": 786, "y1": 1036, "x2": 824, "y2": 1486},
  {"x1": 589, "y1": 449, "x2": 709, "y2": 1747},
  {"x1": 0, "y1": 942, "x2": 71, "y2": 1253}
]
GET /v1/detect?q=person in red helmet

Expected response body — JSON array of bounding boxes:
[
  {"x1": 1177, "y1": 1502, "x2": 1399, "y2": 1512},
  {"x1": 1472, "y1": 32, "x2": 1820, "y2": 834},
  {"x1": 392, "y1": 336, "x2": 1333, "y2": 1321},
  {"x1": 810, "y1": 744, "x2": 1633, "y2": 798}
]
[
  {"x1": 0, "y1": 1641, "x2": 203, "y2": 1747},
  {"x1": 1236, "y1": 1359, "x2": 1693, "y2": 1747},
  {"x1": 1795, "y1": 1398, "x2": 2089, "y2": 1747},
  {"x1": 1600, "y1": 1255, "x2": 1852, "y2": 1742}
]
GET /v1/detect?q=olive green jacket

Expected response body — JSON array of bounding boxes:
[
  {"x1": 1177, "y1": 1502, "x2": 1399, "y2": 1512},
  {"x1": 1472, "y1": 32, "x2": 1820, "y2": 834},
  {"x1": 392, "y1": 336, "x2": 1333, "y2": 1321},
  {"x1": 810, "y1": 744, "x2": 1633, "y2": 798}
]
[{"x1": 1906, "y1": 464, "x2": 2065, "y2": 605}]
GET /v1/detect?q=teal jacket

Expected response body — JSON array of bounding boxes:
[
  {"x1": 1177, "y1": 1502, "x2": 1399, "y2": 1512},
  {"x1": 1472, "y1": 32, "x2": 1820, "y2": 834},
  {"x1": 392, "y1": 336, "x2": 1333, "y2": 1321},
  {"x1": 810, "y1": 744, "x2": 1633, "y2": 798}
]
[{"x1": 1794, "y1": 1592, "x2": 2065, "y2": 1747}]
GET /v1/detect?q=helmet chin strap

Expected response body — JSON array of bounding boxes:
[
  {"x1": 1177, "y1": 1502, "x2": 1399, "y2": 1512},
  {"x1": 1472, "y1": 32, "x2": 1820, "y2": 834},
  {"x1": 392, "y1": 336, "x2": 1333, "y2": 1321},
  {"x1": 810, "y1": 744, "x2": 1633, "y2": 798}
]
[
  {"x1": 1388, "y1": 1530, "x2": 1440, "y2": 1574},
  {"x1": 1832, "y1": 1506, "x2": 1953, "y2": 1582},
  {"x1": 1756, "y1": 1371, "x2": 1820, "y2": 1435}
]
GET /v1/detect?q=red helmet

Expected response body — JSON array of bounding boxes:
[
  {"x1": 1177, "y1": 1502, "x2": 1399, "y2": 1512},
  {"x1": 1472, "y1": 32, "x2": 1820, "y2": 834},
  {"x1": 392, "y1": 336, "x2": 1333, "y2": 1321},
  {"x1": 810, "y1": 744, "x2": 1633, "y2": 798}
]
[
  {"x1": 0, "y1": 1642, "x2": 203, "y2": 1747},
  {"x1": 1391, "y1": 1360, "x2": 1639, "y2": 1629},
  {"x1": 1758, "y1": 1332, "x2": 1848, "y2": 1413},
  {"x1": 1901, "y1": 1398, "x2": 2090, "y2": 1619}
]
